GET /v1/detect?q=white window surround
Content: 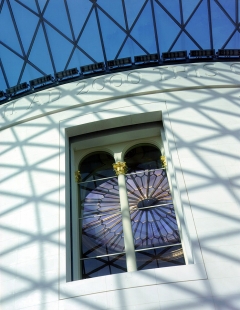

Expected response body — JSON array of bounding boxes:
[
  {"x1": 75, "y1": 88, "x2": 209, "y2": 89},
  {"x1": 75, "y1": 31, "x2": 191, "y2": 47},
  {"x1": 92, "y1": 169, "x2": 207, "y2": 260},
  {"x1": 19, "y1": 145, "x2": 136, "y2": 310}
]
[
  {"x1": 59, "y1": 100, "x2": 207, "y2": 300},
  {"x1": 73, "y1": 128, "x2": 185, "y2": 279}
]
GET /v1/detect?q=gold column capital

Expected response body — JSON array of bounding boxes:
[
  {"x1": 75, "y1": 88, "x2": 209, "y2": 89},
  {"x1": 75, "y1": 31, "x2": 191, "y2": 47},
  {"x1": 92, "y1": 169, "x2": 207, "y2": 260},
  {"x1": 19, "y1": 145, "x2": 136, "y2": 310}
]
[
  {"x1": 113, "y1": 162, "x2": 128, "y2": 175},
  {"x1": 160, "y1": 156, "x2": 167, "y2": 168},
  {"x1": 75, "y1": 170, "x2": 81, "y2": 183}
]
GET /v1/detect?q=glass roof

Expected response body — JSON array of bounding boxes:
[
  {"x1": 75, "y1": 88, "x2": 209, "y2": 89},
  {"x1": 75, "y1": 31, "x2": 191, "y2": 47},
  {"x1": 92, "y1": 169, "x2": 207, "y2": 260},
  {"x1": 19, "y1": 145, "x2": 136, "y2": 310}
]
[{"x1": 0, "y1": 0, "x2": 240, "y2": 91}]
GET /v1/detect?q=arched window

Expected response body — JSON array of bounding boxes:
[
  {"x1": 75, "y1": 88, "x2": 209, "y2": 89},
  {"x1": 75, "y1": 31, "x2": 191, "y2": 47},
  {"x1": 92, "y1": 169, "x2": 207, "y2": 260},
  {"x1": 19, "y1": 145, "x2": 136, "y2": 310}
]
[
  {"x1": 124, "y1": 145, "x2": 185, "y2": 270},
  {"x1": 77, "y1": 145, "x2": 185, "y2": 279},
  {"x1": 78, "y1": 152, "x2": 126, "y2": 279}
]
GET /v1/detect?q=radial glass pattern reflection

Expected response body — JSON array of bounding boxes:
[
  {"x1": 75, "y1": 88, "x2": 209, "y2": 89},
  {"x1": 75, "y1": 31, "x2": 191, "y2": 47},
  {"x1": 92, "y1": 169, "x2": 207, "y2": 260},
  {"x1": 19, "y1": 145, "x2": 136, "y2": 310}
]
[
  {"x1": 80, "y1": 177, "x2": 123, "y2": 258},
  {"x1": 80, "y1": 169, "x2": 180, "y2": 252},
  {"x1": 78, "y1": 146, "x2": 185, "y2": 279},
  {"x1": 127, "y1": 169, "x2": 181, "y2": 249}
]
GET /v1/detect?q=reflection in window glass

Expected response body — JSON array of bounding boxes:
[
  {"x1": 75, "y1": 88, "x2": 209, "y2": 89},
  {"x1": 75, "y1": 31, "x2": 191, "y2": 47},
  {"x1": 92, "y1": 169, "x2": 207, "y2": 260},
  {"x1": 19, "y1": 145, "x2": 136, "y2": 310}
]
[
  {"x1": 80, "y1": 177, "x2": 121, "y2": 218},
  {"x1": 124, "y1": 145, "x2": 185, "y2": 268},
  {"x1": 81, "y1": 253, "x2": 126, "y2": 279},
  {"x1": 126, "y1": 169, "x2": 180, "y2": 250},
  {"x1": 80, "y1": 152, "x2": 115, "y2": 182},
  {"x1": 135, "y1": 245, "x2": 185, "y2": 271},
  {"x1": 125, "y1": 145, "x2": 162, "y2": 173},
  {"x1": 79, "y1": 152, "x2": 126, "y2": 278},
  {"x1": 77, "y1": 145, "x2": 185, "y2": 279}
]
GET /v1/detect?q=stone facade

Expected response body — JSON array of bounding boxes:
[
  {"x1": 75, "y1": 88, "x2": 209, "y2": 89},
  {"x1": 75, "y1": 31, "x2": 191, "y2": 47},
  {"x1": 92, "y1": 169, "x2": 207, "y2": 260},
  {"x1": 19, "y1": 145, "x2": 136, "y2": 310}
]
[{"x1": 1, "y1": 62, "x2": 240, "y2": 309}]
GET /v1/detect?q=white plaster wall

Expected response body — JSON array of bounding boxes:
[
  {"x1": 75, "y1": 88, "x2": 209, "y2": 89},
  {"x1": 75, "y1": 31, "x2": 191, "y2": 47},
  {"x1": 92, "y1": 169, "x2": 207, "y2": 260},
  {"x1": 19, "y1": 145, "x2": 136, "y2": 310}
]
[{"x1": 0, "y1": 62, "x2": 240, "y2": 310}]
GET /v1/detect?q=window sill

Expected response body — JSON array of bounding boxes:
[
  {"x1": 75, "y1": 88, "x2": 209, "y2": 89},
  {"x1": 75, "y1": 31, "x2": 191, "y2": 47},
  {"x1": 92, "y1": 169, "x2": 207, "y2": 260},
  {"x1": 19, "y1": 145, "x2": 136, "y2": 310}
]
[{"x1": 60, "y1": 263, "x2": 207, "y2": 299}]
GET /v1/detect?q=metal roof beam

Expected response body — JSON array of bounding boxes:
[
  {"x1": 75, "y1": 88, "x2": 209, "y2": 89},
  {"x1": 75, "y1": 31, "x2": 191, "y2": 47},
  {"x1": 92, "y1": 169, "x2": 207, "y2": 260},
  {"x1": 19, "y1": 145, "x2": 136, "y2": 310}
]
[
  {"x1": 1, "y1": 41, "x2": 46, "y2": 77},
  {"x1": 0, "y1": 0, "x2": 5, "y2": 14},
  {"x1": 207, "y1": 0, "x2": 214, "y2": 49},
  {"x1": 64, "y1": 6, "x2": 97, "y2": 69},
  {"x1": 155, "y1": 0, "x2": 203, "y2": 51},
  {"x1": 6, "y1": 0, "x2": 25, "y2": 57},
  {"x1": 0, "y1": 57, "x2": 10, "y2": 89},
  {"x1": 150, "y1": 0, "x2": 160, "y2": 56},
  {"x1": 115, "y1": 0, "x2": 150, "y2": 59},
  {"x1": 35, "y1": 0, "x2": 56, "y2": 74},
  {"x1": 94, "y1": 3, "x2": 108, "y2": 66},
  {"x1": 236, "y1": 0, "x2": 239, "y2": 25},
  {"x1": 159, "y1": 0, "x2": 203, "y2": 51},
  {"x1": 222, "y1": 28, "x2": 237, "y2": 49},
  {"x1": 214, "y1": 0, "x2": 236, "y2": 26},
  {"x1": 179, "y1": 0, "x2": 184, "y2": 25},
  {"x1": 41, "y1": 9, "x2": 98, "y2": 66},
  {"x1": 16, "y1": 0, "x2": 50, "y2": 83},
  {"x1": 96, "y1": 0, "x2": 151, "y2": 58},
  {"x1": 17, "y1": 20, "x2": 42, "y2": 84},
  {"x1": 122, "y1": 0, "x2": 129, "y2": 32},
  {"x1": 64, "y1": 0, "x2": 76, "y2": 42},
  {"x1": 216, "y1": 0, "x2": 239, "y2": 48}
]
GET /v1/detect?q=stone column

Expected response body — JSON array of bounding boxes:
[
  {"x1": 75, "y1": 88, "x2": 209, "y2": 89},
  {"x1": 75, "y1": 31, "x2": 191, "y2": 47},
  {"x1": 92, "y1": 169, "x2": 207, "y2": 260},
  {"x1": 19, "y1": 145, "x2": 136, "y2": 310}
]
[{"x1": 113, "y1": 162, "x2": 137, "y2": 272}]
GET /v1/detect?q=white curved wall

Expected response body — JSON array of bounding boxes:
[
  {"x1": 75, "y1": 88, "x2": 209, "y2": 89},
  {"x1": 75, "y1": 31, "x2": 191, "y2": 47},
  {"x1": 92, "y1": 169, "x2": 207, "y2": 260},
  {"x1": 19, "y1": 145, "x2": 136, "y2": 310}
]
[{"x1": 1, "y1": 62, "x2": 240, "y2": 309}]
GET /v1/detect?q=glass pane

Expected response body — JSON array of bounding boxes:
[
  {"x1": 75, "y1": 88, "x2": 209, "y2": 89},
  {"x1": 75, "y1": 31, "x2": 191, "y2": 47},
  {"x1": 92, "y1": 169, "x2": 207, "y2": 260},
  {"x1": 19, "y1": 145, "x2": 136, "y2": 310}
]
[
  {"x1": 81, "y1": 212, "x2": 124, "y2": 258},
  {"x1": 126, "y1": 169, "x2": 180, "y2": 249},
  {"x1": 126, "y1": 169, "x2": 172, "y2": 209},
  {"x1": 80, "y1": 152, "x2": 115, "y2": 182},
  {"x1": 131, "y1": 205, "x2": 180, "y2": 249},
  {"x1": 136, "y1": 245, "x2": 185, "y2": 271},
  {"x1": 80, "y1": 177, "x2": 120, "y2": 218},
  {"x1": 81, "y1": 253, "x2": 126, "y2": 279},
  {"x1": 125, "y1": 145, "x2": 162, "y2": 173}
]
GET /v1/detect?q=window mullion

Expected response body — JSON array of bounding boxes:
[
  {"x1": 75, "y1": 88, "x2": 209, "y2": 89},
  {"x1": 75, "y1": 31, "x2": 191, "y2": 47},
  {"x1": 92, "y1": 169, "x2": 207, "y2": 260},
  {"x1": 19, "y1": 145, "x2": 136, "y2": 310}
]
[{"x1": 113, "y1": 162, "x2": 137, "y2": 272}]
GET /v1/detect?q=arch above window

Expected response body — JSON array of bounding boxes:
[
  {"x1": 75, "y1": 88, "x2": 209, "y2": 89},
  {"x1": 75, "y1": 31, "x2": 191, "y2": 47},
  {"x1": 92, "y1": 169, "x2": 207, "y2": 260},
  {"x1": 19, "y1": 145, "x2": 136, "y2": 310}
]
[
  {"x1": 79, "y1": 151, "x2": 114, "y2": 182},
  {"x1": 124, "y1": 144, "x2": 162, "y2": 173}
]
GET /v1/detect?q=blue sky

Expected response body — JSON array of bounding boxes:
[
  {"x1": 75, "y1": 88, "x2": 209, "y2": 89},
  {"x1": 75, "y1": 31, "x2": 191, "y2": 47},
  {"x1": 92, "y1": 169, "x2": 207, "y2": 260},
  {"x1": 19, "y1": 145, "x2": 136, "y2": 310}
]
[{"x1": 0, "y1": 0, "x2": 239, "y2": 91}]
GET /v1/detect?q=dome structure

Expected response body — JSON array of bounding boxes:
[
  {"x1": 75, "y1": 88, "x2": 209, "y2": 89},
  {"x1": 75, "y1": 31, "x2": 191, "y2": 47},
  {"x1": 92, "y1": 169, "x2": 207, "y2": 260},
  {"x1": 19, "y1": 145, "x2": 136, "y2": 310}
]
[
  {"x1": 0, "y1": 0, "x2": 239, "y2": 100},
  {"x1": 1, "y1": 2, "x2": 240, "y2": 310}
]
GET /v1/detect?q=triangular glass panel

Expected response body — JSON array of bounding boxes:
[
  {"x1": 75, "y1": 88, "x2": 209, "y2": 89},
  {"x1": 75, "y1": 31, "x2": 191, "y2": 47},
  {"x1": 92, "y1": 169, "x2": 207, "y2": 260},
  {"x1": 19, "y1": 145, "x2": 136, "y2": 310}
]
[
  {"x1": 38, "y1": 0, "x2": 48, "y2": 12},
  {"x1": 67, "y1": 0, "x2": 93, "y2": 39},
  {"x1": 98, "y1": 0, "x2": 125, "y2": 28},
  {"x1": 0, "y1": 1, "x2": 22, "y2": 54},
  {"x1": 125, "y1": 0, "x2": 146, "y2": 29},
  {"x1": 118, "y1": 37, "x2": 146, "y2": 59},
  {"x1": 182, "y1": 0, "x2": 201, "y2": 23},
  {"x1": 98, "y1": 10, "x2": 127, "y2": 60},
  {"x1": 20, "y1": 63, "x2": 44, "y2": 85},
  {"x1": 11, "y1": 0, "x2": 39, "y2": 53},
  {"x1": 130, "y1": 0, "x2": 156, "y2": 54},
  {"x1": 185, "y1": 0, "x2": 210, "y2": 49},
  {"x1": 17, "y1": 0, "x2": 38, "y2": 13},
  {"x1": 67, "y1": 48, "x2": 93, "y2": 69},
  {"x1": 218, "y1": 0, "x2": 236, "y2": 22},
  {"x1": 0, "y1": 45, "x2": 24, "y2": 87},
  {"x1": 0, "y1": 67, "x2": 7, "y2": 91},
  {"x1": 77, "y1": 10, "x2": 104, "y2": 63},
  {"x1": 28, "y1": 24, "x2": 53, "y2": 75},
  {"x1": 172, "y1": 32, "x2": 199, "y2": 51},
  {"x1": 153, "y1": 1, "x2": 181, "y2": 53},
  {"x1": 44, "y1": 0, "x2": 72, "y2": 39},
  {"x1": 158, "y1": 0, "x2": 181, "y2": 23},
  {"x1": 211, "y1": 0, "x2": 235, "y2": 48},
  {"x1": 45, "y1": 23, "x2": 74, "y2": 71},
  {"x1": 225, "y1": 31, "x2": 240, "y2": 49}
]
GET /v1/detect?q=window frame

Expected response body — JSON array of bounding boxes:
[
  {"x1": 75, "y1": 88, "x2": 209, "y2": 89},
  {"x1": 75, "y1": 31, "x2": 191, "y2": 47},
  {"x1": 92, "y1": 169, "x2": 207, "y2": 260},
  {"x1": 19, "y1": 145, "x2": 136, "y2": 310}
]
[
  {"x1": 59, "y1": 101, "x2": 207, "y2": 300},
  {"x1": 73, "y1": 135, "x2": 186, "y2": 280}
]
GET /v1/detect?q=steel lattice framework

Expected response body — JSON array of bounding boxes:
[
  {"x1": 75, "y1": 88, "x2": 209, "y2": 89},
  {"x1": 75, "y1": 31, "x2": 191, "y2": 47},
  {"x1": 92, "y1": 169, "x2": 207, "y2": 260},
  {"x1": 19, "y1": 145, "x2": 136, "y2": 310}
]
[{"x1": 0, "y1": 0, "x2": 240, "y2": 91}]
